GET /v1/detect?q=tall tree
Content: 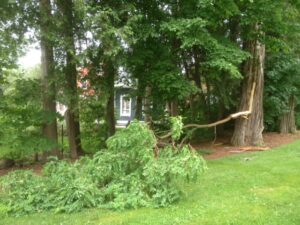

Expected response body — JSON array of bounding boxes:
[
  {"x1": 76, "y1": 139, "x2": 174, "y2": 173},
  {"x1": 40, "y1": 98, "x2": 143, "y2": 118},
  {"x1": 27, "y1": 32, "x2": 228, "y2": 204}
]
[
  {"x1": 103, "y1": 58, "x2": 116, "y2": 136},
  {"x1": 264, "y1": 54, "x2": 300, "y2": 134},
  {"x1": 231, "y1": 34, "x2": 265, "y2": 146},
  {"x1": 280, "y1": 95, "x2": 297, "y2": 134},
  {"x1": 83, "y1": 1, "x2": 134, "y2": 137},
  {"x1": 231, "y1": 0, "x2": 300, "y2": 145},
  {"x1": 56, "y1": 0, "x2": 83, "y2": 158},
  {"x1": 39, "y1": 0, "x2": 60, "y2": 159}
]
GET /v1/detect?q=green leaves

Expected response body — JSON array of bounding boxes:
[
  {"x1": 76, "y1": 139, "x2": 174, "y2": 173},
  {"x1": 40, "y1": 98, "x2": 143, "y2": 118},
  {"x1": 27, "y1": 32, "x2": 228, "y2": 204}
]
[
  {"x1": 162, "y1": 18, "x2": 208, "y2": 37},
  {"x1": 203, "y1": 59, "x2": 242, "y2": 79},
  {"x1": 264, "y1": 54, "x2": 300, "y2": 131},
  {"x1": 0, "y1": 70, "x2": 58, "y2": 160},
  {"x1": 170, "y1": 116, "x2": 183, "y2": 141},
  {"x1": 1, "y1": 121, "x2": 206, "y2": 215}
]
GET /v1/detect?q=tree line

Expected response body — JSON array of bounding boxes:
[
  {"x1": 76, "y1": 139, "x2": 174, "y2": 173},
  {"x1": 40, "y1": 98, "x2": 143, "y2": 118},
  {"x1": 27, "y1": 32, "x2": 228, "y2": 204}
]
[{"x1": 0, "y1": 0, "x2": 300, "y2": 162}]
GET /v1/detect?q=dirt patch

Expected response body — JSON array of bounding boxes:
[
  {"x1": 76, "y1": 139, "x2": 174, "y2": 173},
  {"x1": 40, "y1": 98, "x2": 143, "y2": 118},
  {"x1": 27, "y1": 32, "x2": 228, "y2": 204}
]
[
  {"x1": 194, "y1": 132, "x2": 300, "y2": 160},
  {"x1": 0, "y1": 163, "x2": 43, "y2": 177},
  {"x1": 0, "y1": 132, "x2": 299, "y2": 177}
]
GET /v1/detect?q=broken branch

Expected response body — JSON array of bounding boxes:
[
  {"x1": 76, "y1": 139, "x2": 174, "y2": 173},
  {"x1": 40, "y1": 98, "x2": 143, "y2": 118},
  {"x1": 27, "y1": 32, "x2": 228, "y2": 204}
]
[{"x1": 158, "y1": 82, "x2": 256, "y2": 140}]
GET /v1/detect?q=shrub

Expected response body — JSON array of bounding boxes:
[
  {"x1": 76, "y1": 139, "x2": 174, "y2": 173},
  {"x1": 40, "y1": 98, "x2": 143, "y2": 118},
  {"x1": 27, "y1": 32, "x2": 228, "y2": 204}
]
[
  {"x1": 0, "y1": 121, "x2": 206, "y2": 216},
  {"x1": 0, "y1": 203, "x2": 9, "y2": 217},
  {"x1": 0, "y1": 72, "x2": 57, "y2": 161}
]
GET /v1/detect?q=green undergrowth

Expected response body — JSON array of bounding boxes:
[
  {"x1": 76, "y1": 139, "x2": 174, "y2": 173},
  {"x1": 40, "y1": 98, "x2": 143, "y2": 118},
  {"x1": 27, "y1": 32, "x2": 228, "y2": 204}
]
[
  {"x1": 1, "y1": 140, "x2": 300, "y2": 225},
  {"x1": 0, "y1": 121, "x2": 206, "y2": 216},
  {"x1": 197, "y1": 149, "x2": 215, "y2": 155}
]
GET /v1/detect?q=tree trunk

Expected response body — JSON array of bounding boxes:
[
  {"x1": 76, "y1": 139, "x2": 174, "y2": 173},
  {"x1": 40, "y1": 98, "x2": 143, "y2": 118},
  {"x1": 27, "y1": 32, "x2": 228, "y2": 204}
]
[
  {"x1": 57, "y1": 0, "x2": 83, "y2": 158},
  {"x1": 231, "y1": 39, "x2": 265, "y2": 146},
  {"x1": 189, "y1": 49, "x2": 202, "y2": 121},
  {"x1": 170, "y1": 100, "x2": 179, "y2": 116},
  {"x1": 135, "y1": 79, "x2": 143, "y2": 121},
  {"x1": 144, "y1": 86, "x2": 152, "y2": 124},
  {"x1": 280, "y1": 96, "x2": 297, "y2": 134},
  {"x1": 39, "y1": 0, "x2": 60, "y2": 160},
  {"x1": 203, "y1": 74, "x2": 212, "y2": 122},
  {"x1": 217, "y1": 100, "x2": 226, "y2": 135},
  {"x1": 193, "y1": 49, "x2": 201, "y2": 89},
  {"x1": 103, "y1": 59, "x2": 116, "y2": 137}
]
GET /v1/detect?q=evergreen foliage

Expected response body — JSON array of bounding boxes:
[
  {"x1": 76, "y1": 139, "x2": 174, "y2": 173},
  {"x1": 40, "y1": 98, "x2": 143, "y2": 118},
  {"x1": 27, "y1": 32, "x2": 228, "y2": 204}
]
[{"x1": 0, "y1": 122, "x2": 206, "y2": 215}]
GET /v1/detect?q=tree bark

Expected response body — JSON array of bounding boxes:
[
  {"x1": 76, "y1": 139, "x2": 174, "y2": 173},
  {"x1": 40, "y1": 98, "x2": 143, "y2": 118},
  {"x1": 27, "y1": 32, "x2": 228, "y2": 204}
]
[
  {"x1": 103, "y1": 59, "x2": 116, "y2": 137},
  {"x1": 39, "y1": 0, "x2": 60, "y2": 160},
  {"x1": 57, "y1": 0, "x2": 83, "y2": 158},
  {"x1": 170, "y1": 100, "x2": 179, "y2": 116},
  {"x1": 144, "y1": 86, "x2": 152, "y2": 123},
  {"x1": 231, "y1": 39, "x2": 265, "y2": 146},
  {"x1": 217, "y1": 100, "x2": 226, "y2": 135},
  {"x1": 280, "y1": 96, "x2": 297, "y2": 134},
  {"x1": 189, "y1": 49, "x2": 202, "y2": 121},
  {"x1": 135, "y1": 79, "x2": 143, "y2": 120},
  {"x1": 193, "y1": 49, "x2": 201, "y2": 88}
]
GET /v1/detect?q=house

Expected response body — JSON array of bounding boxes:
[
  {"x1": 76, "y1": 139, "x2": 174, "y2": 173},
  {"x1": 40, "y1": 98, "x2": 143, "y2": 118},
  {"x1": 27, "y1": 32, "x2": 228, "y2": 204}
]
[
  {"x1": 69, "y1": 68, "x2": 141, "y2": 127},
  {"x1": 114, "y1": 83, "x2": 138, "y2": 127}
]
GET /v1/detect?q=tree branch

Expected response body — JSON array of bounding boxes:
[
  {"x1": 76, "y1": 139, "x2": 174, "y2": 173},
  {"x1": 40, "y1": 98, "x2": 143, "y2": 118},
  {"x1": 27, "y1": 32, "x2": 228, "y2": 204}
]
[{"x1": 157, "y1": 82, "x2": 256, "y2": 140}]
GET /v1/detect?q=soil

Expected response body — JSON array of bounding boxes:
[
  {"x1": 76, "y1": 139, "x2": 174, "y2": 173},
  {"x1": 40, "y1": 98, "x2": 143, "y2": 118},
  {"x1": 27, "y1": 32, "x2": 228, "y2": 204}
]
[
  {"x1": 0, "y1": 163, "x2": 43, "y2": 177},
  {"x1": 195, "y1": 132, "x2": 300, "y2": 160},
  {"x1": 0, "y1": 132, "x2": 299, "y2": 177}
]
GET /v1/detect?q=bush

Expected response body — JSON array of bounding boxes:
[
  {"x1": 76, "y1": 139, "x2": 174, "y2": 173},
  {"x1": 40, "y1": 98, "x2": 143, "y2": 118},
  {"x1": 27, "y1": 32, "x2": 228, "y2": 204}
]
[
  {"x1": 0, "y1": 121, "x2": 206, "y2": 216},
  {"x1": 0, "y1": 72, "x2": 57, "y2": 161},
  {"x1": 0, "y1": 203, "x2": 9, "y2": 217}
]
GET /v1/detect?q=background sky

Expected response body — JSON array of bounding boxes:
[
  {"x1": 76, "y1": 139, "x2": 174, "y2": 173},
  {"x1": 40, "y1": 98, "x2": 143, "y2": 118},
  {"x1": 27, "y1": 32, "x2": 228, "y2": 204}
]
[{"x1": 18, "y1": 47, "x2": 41, "y2": 69}]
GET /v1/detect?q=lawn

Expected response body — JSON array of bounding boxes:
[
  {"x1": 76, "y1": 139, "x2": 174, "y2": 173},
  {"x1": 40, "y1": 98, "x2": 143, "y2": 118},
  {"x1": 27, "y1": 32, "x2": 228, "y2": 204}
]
[{"x1": 1, "y1": 141, "x2": 300, "y2": 225}]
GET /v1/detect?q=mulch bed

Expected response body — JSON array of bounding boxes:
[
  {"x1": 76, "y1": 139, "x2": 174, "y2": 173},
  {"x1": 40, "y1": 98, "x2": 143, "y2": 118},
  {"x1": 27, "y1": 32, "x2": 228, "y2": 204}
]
[
  {"x1": 0, "y1": 132, "x2": 299, "y2": 177},
  {"x1": 194, "y1": 132, "x2": 300, "y2": 160}
]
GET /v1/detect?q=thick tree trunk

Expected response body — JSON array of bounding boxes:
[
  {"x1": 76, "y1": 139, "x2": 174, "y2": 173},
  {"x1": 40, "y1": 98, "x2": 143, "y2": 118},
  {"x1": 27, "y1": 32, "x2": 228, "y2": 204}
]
[
  {"x1": 57, "y1": 0, "x2": 83, "y2": 158},
  {"x1": 280, "y1": 96, "x2": 297, "y2": 134},
  {"x1": 39, "y1": 0, "x2": 60, "y2": 160},
  {"x1": 231, "y1": 39, "x2": 265, "y2": 146},
  {"x1": 65, "y1": 109, "x2": 83, "y2": 158},
  {"x1": 103, "y1": 59, "x2": 116, "y2": 137}
]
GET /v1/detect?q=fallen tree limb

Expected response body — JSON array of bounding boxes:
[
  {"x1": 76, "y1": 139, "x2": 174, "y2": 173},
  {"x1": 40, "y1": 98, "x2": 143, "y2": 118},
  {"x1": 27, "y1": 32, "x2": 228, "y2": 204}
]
[
  {"x1": 157, "y1": 82, "x2": 256, "y2": 140},
  {"x1": 229, "y1": 146, "x2": 270, "y2": 153}
]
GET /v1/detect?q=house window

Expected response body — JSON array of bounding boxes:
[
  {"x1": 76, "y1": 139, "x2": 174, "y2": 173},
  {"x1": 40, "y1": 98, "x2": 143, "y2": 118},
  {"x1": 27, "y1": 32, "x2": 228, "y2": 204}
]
[{"x1": 120, "y1": 95, "x2": 131, "y2": 117}]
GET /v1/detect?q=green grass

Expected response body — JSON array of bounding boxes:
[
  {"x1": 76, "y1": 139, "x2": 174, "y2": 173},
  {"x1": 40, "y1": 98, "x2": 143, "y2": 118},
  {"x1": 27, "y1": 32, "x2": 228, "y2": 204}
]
[{"x1": 2, "y1": 141, "x2": 300, "y2": 225}]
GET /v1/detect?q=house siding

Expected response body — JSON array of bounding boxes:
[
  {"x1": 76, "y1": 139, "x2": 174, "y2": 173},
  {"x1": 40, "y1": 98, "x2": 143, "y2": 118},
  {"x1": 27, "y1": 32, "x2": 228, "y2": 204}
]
[{"x1": 115, "y1": 88, "x2": 137, "y2": 123}]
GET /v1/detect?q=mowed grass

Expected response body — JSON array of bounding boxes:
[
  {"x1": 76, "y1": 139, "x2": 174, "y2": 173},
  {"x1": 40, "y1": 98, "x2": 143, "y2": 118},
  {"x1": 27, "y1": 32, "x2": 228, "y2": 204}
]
[{"x1": 1, "y1": 141, "x2": 300, "y2": 225}]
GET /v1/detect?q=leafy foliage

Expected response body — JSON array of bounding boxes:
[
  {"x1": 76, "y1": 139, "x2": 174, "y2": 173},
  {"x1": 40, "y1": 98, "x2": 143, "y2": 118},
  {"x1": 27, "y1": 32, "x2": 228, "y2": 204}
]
[
  {"x1": 0, "y1": 70, "x2": 57, "y2": 160},
  {"x1": 0, "y1": 1, "x2": 300, "y2": 221},
  {"x1": 170, "y1": 116, "x2": 184, "y2": 141},
  {"x1": 0, "y1": 121, "x2": 206, "y2": 215},
  {"x1": 264, "y1": 55, "x2": 300, "y2": 131}
]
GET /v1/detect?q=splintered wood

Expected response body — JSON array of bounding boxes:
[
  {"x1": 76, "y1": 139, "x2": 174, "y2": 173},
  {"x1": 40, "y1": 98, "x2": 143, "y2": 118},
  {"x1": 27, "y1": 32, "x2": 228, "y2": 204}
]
[{"x1": 158, "y1": 82, "x2": 256, "y2": 140}]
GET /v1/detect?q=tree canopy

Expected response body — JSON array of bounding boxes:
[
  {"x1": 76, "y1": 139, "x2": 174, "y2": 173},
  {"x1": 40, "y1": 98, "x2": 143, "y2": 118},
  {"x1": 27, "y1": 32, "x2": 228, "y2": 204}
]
[{"x1": 0, "y1": 0, "x2": 299, "y2": 163}]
